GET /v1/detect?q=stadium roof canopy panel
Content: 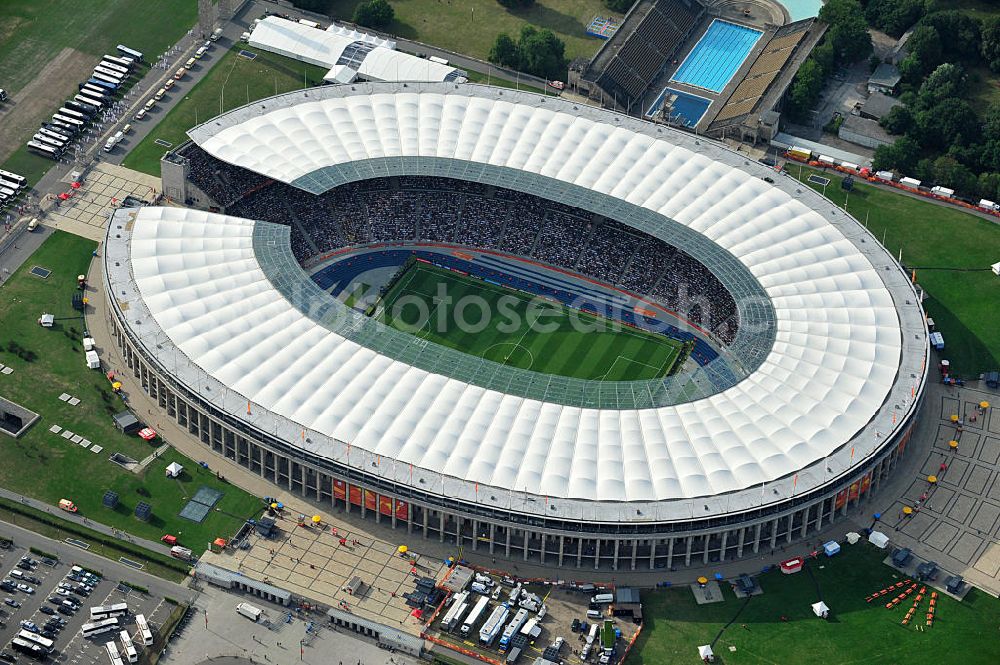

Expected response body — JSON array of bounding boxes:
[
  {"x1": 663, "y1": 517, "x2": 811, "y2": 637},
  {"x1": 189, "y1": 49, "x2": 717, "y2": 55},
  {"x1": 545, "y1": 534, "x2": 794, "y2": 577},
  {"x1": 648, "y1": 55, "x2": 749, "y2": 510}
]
[{"x1": 112, "y1": 84, "x2": 927, "y2": 514}]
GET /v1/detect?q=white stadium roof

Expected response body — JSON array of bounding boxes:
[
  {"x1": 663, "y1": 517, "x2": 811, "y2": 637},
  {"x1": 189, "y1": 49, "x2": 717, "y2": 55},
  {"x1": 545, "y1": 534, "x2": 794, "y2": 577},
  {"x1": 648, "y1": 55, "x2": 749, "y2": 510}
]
[
  {"x1": 109, "y1": 84, "x2": 927, "y2": 519},
  {"x1": 248, "y1": 16, "x2": 463, "y2": 85}
]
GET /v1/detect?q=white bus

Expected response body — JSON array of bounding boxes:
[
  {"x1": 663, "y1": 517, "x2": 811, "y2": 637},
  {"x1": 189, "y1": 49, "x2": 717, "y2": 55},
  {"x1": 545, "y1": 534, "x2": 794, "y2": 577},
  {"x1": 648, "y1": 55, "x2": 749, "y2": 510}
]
[
  {"x1": 57, "y1": 106, "x2": 88, "y2": 120},
  {"x1": 91, "y1": 603, "x2": 128, "y2": 621},
  {"x1": 53, "y1": 113, "x2": 84, "y2": 127},
  {"x1": 27, "y1": 141, "x2": 61, "y2": 159},
  {"x1": 103, "y1": 54, "x2": 134, "y2": 69},
  {"x1": 116, "y1": 45, "x2": 143, "y2": 62},
  {"x1": 33, "y1": 133, "x2": 66, "y2": 150},
  {"x1": 0, "y1": 169, "x2": 26, "y2": 189},
  {"x1": 17, "y1": 630, "x2": 54, "y2": 652},
  {"x1": 64, "y1": 100, "x2": 96, "y2": 115},
  {"x1": 105, "y1": 640, "x2": 125, "y2": 665},
  {"x1": 134, "y1": 613, "x2": 153, "y2": 646},
  {"x1": 10, "y1": 637, "x2": 45, "y2": 657},
  {"x1": 81, "y1": 83, "x2": 110, "y2": 98},
  {"x1": 91, "y1": 72, "x2": 122, "y2": 87},
  {"x1": 99, "y1": 60, "x2": 130, "y2": 76},
  {"x1": 0, "y1": 185, "x2": 15, "y2": 198},
  {"x1": 82, "y1": 617, "x2": 121, "y2": 638},
  {"x1": 93, "y1": 66, "x2": 125, "y2": 82},
  {"x1": 118, "y1": 631, "x2": 138, "y2": 663},
  {"x1": 39, "y1": 127, "x2": 70, "y2": 142},
  {"x1": 76, "y1": 94, "x2": 104, "y2": 109}
]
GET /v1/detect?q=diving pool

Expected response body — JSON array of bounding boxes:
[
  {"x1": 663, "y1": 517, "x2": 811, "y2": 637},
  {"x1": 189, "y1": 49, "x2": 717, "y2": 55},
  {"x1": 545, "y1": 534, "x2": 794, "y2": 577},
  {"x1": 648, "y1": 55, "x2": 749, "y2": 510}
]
[
  {"x1": 671, "y1": 20, "x2": 762, "y2": 93},
  {"x1": 779, "y1": 0, "x2": 823, "y2": 22},
  {"x1": 645, "y1": 88, "x2": 712, "y2": 128}
]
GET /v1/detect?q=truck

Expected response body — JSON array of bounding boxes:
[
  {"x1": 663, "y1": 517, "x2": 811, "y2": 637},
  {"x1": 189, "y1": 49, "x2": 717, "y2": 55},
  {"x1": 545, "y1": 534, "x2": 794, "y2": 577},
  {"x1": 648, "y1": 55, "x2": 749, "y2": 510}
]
[
  {"x1": 170, "y1": 546, "x2": 193, "y2": 560},
  {"x1": 460, "y1": 595, "x2": 489, "y2": 637},
  {"x1": 479, "y1": 603, "x2": 509, "y2": 646},
  {"x1": 236, "y1": 602, "x2": 262, "y2": 622},
  {"x1": 498, "y1": 608, "x2": 529, "y2": 652},
  {"x1": 439, "y1": 591, "x2": 470, "y2": 632},
  {"x1": 104, "y1": 131, "x2": 124, "y2": 153},
  {"x1": 210, "y1": 28, "x2": 223, "y2": 41}
]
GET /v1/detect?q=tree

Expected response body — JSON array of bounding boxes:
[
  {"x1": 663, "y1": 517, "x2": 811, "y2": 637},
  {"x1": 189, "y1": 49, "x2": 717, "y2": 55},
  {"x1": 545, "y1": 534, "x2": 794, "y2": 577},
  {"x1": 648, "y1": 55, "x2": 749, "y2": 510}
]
[
  {"x1": 604, "y1": 0, "x2": 633, "y2": 11},
  {"x1": 880, "y1": 105, "x2": 914, "y2": 135},
  {"x1": 932, "y1": 155, "x2": 977, "y2": 194},
  {"x1": 497, "y1": 0, "x2": 536, "y2": 8},
  {"x1": 489, "y1": 33, "x2": 519, "y2": 69},
  {"x1": 517, "y1": 25, "x2": 568, "y2": 81},
  {"x1": 902, "y1": 25, "x2": 942, "y2": 80},
  {"x1": 819, "y1": 0, "x2": 873, "y2": 63},
  {"x1": 915, "y1": 98, "x2": 979, "y2": 150},
  {"x1": 873, "y1": 135, "x2": 921, "y2": 172},
  {"x1": 982, "y1": 16, "x2": 1000, "y2": 73},
  {"x1": 291, "y1": 0, "x2": 332, "y2": 12},
  {"x1": 353, "y1": 0, "x2": 394, "y2": 30},
  {"x1": 978, "y1": 171, "x2": 1000, "y2": 201},
  {"x1": 865, "y1": 0, "x2": 927, "y2": 38},
  {"x1": 917, "y1": 63, "x2": 965, "y2": 107},
  {"x1": 920, "y1": 11, "x2": 982, "y2": 62},
  {"x1": 786, "y1": 58, "x2": 825, "y2": 120}
]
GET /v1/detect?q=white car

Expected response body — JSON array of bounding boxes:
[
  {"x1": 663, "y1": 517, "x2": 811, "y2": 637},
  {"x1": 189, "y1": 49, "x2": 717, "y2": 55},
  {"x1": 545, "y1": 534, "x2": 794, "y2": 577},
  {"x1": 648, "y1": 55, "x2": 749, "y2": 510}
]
[
  {"x1": 16, "y1": 584, "x2": 34, "y2": 594},
  {"x1": 134, "y1": 108, "x2": 147, "y2": 120},
  {"x1": 55, "y1": 588, "x2": 70, "y2": 596}
]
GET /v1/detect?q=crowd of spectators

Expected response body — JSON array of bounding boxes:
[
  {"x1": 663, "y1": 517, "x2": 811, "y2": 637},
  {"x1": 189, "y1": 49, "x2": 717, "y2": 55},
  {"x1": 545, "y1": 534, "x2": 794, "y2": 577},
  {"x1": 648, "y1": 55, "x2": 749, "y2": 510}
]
[{"x1": 186, "y1": 155, "x2": 739, "y2": 343}]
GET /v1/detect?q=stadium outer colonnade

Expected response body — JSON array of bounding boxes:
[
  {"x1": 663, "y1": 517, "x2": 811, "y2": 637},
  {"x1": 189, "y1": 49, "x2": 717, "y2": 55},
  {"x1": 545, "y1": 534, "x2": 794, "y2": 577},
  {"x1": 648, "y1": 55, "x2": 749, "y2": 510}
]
[{"x1": 108, "y1": 305, "x2": 918, "y2": 571}]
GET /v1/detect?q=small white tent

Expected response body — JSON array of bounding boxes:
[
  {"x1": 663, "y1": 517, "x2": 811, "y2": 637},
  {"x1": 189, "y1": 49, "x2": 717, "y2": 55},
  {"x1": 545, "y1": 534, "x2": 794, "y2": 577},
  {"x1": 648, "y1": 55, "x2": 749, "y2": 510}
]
[
  {"x1": 845, "y1": 532, "x2": 861, "y2": 545},
  {"x1": 869, "y1": 531, "x2": 890, "y2": 549},
  {"x1": 698, "y1": 644, "x2": 715, "y2": 662},
  {"x1": 85, "y1": 350, "x2": 100, "y2": 369},
  {"x1": 992, "y1": 261, "x2": 1000, "y2": 276},
  {"x1": 166, "y1": 462, "x2": 184, "y2": 478},
  {"x1": 812, "y1": 601, "x2": 830, "y2": 618}
]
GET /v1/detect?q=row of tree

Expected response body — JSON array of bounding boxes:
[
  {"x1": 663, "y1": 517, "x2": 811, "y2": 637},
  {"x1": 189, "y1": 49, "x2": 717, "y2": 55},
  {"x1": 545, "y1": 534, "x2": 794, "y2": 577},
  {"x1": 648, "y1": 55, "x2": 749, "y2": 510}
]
[{"x1": 489, "y1": 25, "x2": 568, "y2": 81}]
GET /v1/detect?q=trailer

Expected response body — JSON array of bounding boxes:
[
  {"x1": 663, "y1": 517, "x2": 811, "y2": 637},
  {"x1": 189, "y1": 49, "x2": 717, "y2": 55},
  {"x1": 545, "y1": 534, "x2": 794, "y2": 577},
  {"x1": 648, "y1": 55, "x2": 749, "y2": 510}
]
[
  {"x1": 460, "y1": 595, "x2": 490, "y2": 637},
  {"x1": 498, "y1": 608, "x2": 529, "y2": 652},
  {"x1": 479, "y1": 603, "x2": 510, "y2": 646},
  {"x1": 236, "y1": 602, "x2": 262, "y2": 622},
  {"x1": 439, "y1": 591, "x2": 470, "y2": 631}
]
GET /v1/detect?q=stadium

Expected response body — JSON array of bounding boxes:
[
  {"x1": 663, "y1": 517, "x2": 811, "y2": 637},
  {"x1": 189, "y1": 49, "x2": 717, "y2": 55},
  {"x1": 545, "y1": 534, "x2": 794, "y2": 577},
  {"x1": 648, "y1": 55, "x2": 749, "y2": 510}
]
[{"x1": 104, "y1": 82, "x2": 928, "y2": 571}]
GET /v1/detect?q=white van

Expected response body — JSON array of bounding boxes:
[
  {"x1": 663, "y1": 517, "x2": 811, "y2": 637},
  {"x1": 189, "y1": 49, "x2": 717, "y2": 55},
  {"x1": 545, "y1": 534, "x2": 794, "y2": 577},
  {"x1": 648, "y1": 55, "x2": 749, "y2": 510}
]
[
  {"x1": 210, "y1": 28, "x2": 223, "y2": 42},
  {"x1": 9, "y1": 570, "x2": 24, "y2": 580},
  {"x1": 591, "y1": 593, "x2": 614, "y2": 604},
  {"x1": 27, "y1": 218, "x2": 39, "y2": 232},
  {"x1": 586, "y1": 609, "x2": 603, "y2": 619},
  {"x1": 144, "y1": 98, "x2": 156, "y2": 111},
  {"x1": 236, "y1": 602, "x2": 262, "y2": 622},
  {"x1": 154, "y1": 87, "x2": 166, "y2": 100}
]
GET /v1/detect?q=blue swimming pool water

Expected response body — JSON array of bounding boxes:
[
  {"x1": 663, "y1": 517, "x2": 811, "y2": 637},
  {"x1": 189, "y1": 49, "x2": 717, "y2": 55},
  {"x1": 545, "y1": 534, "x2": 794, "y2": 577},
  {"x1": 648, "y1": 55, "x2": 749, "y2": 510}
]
[
  {"x1": 779, "y1": 0, "x2": 823, "y2": 22},
  {"x1": 645, "y1": 88, "x2": 712, "y2": 127},
  {"x1": 671, "y1": 20, "x2": 762, "y2": 93}
]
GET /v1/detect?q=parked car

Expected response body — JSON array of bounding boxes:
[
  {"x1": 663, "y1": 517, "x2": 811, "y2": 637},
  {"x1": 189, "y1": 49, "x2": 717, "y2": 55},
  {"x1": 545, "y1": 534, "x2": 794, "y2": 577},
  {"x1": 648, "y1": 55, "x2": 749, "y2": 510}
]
[
  {"x1": 40, "y1": 557, "x2": 56, "y2": 566},
  {"x1": 48, "y1": 596, "x2": 62, "y2": 605},
  {"x1": 57, "y1": 605, "x2": 74, "y2": 616},
  {"x1": 26, "y1": 575, "x2": 41, "y2": 585},
  {"x1": 3, "y1": 598, "x2": 19, "y2": 608},
  {"x1": 0, "y1": 582, "x2": 15, "y2": 593},
  {"x1": 39, "y1": 606, "x2": 55, "y2": 615},
  {"x1": 0, "y1": 651, "x2": 15, "y2": 663},
  {"x1": 16, "y1": 584, "x2": 34, "y2": 594},
  {"x1": 17, "y1": 561, "x2": 33, "y2": 571},
  {"x1": 57, "y1": 582, "x2": 73, "y2": 591},
  {"x1": 56, "y1": 588, "x2": 70, "y2": 596},
  {"x1": 20, "y1": 620, "x2": 38, "y2": 632},
  {"x1": 41, "y1": 629, "x2": 56, "y2": 639}
]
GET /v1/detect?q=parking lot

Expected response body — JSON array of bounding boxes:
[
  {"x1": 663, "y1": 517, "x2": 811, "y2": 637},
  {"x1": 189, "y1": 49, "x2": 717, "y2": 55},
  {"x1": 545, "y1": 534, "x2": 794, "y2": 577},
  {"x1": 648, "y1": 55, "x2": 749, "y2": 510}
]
[
  {"x1": 428, "y1": 570, "x2": 641, "y2": 665},
  {"x1": 0, "y1": 539, "x2": 177, "y2": 663}
]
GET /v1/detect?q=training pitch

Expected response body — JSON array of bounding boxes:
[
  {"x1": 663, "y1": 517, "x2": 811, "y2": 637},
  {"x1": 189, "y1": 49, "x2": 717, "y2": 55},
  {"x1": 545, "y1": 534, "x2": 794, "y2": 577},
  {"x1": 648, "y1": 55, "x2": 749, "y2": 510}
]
[{"x1": 375, "y1": 262, "x2": 682, "y2": 381}]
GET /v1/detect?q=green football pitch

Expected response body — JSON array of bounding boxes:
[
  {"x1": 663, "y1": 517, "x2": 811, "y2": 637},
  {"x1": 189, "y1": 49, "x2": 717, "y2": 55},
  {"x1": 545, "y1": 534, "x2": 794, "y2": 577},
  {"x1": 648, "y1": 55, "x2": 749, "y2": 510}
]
[{"x1": 375, "y1": 263, "x2": 682, "y2": 381}]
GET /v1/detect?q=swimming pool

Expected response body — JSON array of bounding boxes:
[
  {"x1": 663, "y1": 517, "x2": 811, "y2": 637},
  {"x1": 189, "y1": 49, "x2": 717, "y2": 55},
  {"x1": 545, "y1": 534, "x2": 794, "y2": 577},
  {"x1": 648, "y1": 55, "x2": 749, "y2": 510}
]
[
  {"x1": 671, "y1": 20, "x2": 762, "y2": 93},
  {"x1": 645, "y1": 88, "x2": 712, "y2": 127},
  {"x1": 779, "y1": 0, "x2": 823, "y2": 22}
]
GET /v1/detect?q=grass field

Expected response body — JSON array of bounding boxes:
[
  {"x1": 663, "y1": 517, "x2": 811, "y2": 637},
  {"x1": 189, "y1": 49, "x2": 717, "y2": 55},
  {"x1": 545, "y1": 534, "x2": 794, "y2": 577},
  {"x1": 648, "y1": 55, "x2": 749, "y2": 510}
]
[
  {"x1": 327, "y1": 0, "x2": 617, "y2": 62},
  {"x1": 628, "y1": 544, "x2": 1000, "y2": 665},
  {"x1": 788, "y1": 165, "x2": 1000, "y2": 375},
  {"x1": 122, "y1": 46, "x2": 330, "y2": 176},
  {"x1": 0, "y1": 0, "x2": 198, "y2": 183},
  {"x1": 376, "y1": 262, "x2": 682, "y2": 380},
  {"x1": 0, "y1": 232, "x2": 260, "y2": 552}
]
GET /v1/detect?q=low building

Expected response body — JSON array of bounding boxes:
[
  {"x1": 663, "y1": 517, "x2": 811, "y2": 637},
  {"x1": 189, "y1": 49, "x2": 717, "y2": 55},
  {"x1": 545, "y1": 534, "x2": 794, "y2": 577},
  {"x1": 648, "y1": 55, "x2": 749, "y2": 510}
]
[
  {"x1": 860, "y1": 93, "x2": 902, "y2": 121},
  {"x1": 868, "y1": 63, "x2": 901, "y2": 95},
  {"x1": 839, "y1": 115, "x2": 895, "y2": 149}
]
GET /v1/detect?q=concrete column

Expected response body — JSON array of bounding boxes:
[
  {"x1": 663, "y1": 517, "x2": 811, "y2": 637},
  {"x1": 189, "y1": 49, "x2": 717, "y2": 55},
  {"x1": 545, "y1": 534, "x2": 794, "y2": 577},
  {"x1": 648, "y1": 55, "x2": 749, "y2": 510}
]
[
  {"x1": 439, "y1": 512, "x2": 445, "y2": 543},
  {"x1": 505, "y1": 529, "x2": 512, "y2": 558},
  {"x1": 612, "y1": 539, "x2": 620, "y2": 571},
  {"x1": 684, "y1": 536, "x2": 693, "y2": 567},
  {"x1": 489, "y1": 523, "x2": 496, "y2": 555},
  {"x1": 702, "y1": 535, "x2": 710, "y2": 565},
  {"x1": 594, "y1": 539, "x2": 602, "y2": 570},
  {"x1": 375, "y1": 495, "x2": 382, "y2": 524},
  {"x1": 285, "y1": 455, "x2": 293, "y2": 491},
  {"x1": 576, "y1": 538, "x2": 583, "y2": 568},
  {"x1": 769, "y1": 518, "x2": 779, "y2": 550},
  {"x1": 422, "y1": 508, "x2": 429, "y2": 539},
  {"x1": 391, "y1": 498, "x2": 397, "y2": 529},
  {"x1": 630, "y1": 539, "x2": 637, "y2": 571},
  {"x1": 737, "y1": 527, "x2": 746, "y2": 558},
  {"x1": 719, "y1": 531, "x2": 729, "y2": 562},
  {"x1": 472, "y1": 520, "x2": 478, "y2": 552},
  {"x1": 523, "y1": 531, "x2": 530, "y2": 561},
  {"x1": 558, "y1": 536, "x2": 565, "y2": 567},
  {"x1": 800, "y1": 507, "x2": 808, "y2": 539},
  {"x1": 650, "y1": 539, "x2": 658, "y2": 570},
  {"x1": 666, "y1": 538, "x2": 675, "y2": 569}
]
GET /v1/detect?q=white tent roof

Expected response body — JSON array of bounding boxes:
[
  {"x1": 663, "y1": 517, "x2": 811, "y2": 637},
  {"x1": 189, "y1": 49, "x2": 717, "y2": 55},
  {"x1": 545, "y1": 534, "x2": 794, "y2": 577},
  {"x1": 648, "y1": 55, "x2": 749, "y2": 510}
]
[
  {"x1": 869, "y1": 531, "x2": 890, "y2": 548},
  {"x1": 121, "y1": 85, "x2": 927, "y2": 510},
  {"x1": 166, "y1": 462, "x2": 184, "y2": 476},
  {"x1": 248, "y1": 16, "x2": 461, "y2": 83},
  {"x1": 324, "y1": 23, "x2": 395, "y2": 49},
  {"x1": 698, "y1": 645, "x2": 714, "y2": 658},
  {"x1": 323, "y1": 65, "x2": 356, "y2": 85},
  {"x1": 812, "y1": 601, "x2": 829, "y2": 616}
]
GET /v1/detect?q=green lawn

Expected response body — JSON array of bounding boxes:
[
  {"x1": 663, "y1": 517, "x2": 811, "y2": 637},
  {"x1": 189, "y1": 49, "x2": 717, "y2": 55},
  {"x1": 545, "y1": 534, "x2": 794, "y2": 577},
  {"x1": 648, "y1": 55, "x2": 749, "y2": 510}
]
[
  {"x1": 122, "y1": 46, "x2": 330, "y2": 176},
  {"x1": 629, "y1": 545, "x2": 1000, "y2": 665},
  {"x1": 464, "y1": 68, "x2": 548, "y2": 95},
  {"x1": 967, "y1": 64, "x2": 1000, "y2": 116},
  {"x1": 327, "y1": 0, "x2": 617, "y2": 62},
  {"x1": 0, "y1": 0, "x2": 198, "y2": 184},
  {"x1": 787, "y1": 165, "x2": 1000, "y2": 375},
  {"x1": 0, "y1": 232, "x2": 260, "y2": 552},
  {"x1": 375, "y1": 262, "x2": 682, "y2": 380}
]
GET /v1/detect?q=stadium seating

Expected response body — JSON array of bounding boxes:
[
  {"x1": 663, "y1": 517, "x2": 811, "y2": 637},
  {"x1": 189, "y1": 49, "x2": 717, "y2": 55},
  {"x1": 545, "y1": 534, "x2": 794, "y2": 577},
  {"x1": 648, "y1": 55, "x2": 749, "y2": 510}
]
[{"x1": 183, "y1": 144, "x2": 739, "y2": 343}]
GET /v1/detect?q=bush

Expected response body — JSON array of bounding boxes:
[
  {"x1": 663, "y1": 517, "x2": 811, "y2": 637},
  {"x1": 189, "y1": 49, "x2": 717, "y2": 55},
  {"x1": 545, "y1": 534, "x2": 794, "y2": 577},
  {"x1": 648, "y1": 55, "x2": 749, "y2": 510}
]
[
  {"x1": 604, "y1": 0, "x2": 633, "y2": 12},
  {"x1": 120, "y1": 581, "x2": 150, "y2": 594},
  {"x1": 28, "y1": 547, "x2": 58, "y2": 561},
  {"x1": 498, "y1": 0, "x2": 535, "y2": 7},
  {"x1": 353, "y1": 0, "x2": 394, "y2": 30}
]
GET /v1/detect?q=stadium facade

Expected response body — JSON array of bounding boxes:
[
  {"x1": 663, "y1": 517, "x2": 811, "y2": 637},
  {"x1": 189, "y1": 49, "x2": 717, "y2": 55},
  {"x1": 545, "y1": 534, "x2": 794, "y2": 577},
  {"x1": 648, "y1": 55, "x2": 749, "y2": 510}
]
[{"x1": 107, "y1": 83, "x2": 929, "y2": 570}]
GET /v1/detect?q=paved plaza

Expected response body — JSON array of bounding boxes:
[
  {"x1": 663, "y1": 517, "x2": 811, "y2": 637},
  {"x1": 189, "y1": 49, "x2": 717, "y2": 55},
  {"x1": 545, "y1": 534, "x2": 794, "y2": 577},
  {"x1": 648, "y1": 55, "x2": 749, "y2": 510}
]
[
  {"x1": 882, "y1": 383, "x2": 1000, "y2": 595},
  {"x1": 42, "y1": 162, "x2": 159, "y2": 240},
  {"x1": 200, "y1": 509, "x2": 448, "y2": 634}
]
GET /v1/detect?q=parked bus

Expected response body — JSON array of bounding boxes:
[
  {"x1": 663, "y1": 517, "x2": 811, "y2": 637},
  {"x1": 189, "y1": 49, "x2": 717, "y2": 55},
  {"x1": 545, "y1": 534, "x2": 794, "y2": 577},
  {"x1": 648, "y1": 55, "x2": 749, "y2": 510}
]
[
  {"x1": 75, "y1": 94, "x2": 104, "y2": 109},
  {"x1": 52, "y1": 113, "x2": 84, "y2": 127},
  {"x1": 99, "y1": 60, "x2": 130, "y2": 76},
  {"x1": 91, "y1": 73, "x2": 122, "y2": 88},
  {"x1": 87, "y1": 77, "x2": 118, "y2": 92},
  {"x1": 57, "y1": 107, "x2": 88, "y2": 121},
  {"x1": 0, "y1": 169, "x2": 27, "y2": 189},
  {"x1": 116, "y1": 45, "x2": 143, "y2": 62},
  {"x1": 81, "y1": 83, "x2": 110, "y2": 98},
  {"x1": 0, "y1": 185, "x2": 16, "y2": 198},
  {"x1": 118, "y1": 631, "x2": 138, "y2": 663},
  {"x1": 64, "y1": 100, "x2": 96, "y2": 115},
  {"x1": 17, "y1": 630, "x2": 54, "y2": 653},
  {"x1": 38, "y1": 127, "x2": 70, "y2": 144},
  {"x1": 93, "y1": 66, "x2": 125, "y2": 82},
  {"x1": 48, "y1": 118, "x2": 78, "y2": 133},
  {"x1": 134, "y1": 613, "x2": 153, "y2": 646},
  {"x1": 27, "y1": 141, "x2": 62, "y2": 159},
  {"x1": 33, "y1": 134, "x2": 66, "y2": 150},
  {"x1": 103, "y1": 54, "x2": 134, "y2": 69},
  {"x1": 10, "y1": 636, "x2": 46, "y2": 658},
  {"x1": 90, "y1": 604, "x2": 128, "y2": 621},
  {"x1": 104, "y1": 641, "x2": 125, "y2": 665},
  {"x1": 81, "y1": 617, "x2": 121, "y2": 638}
]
